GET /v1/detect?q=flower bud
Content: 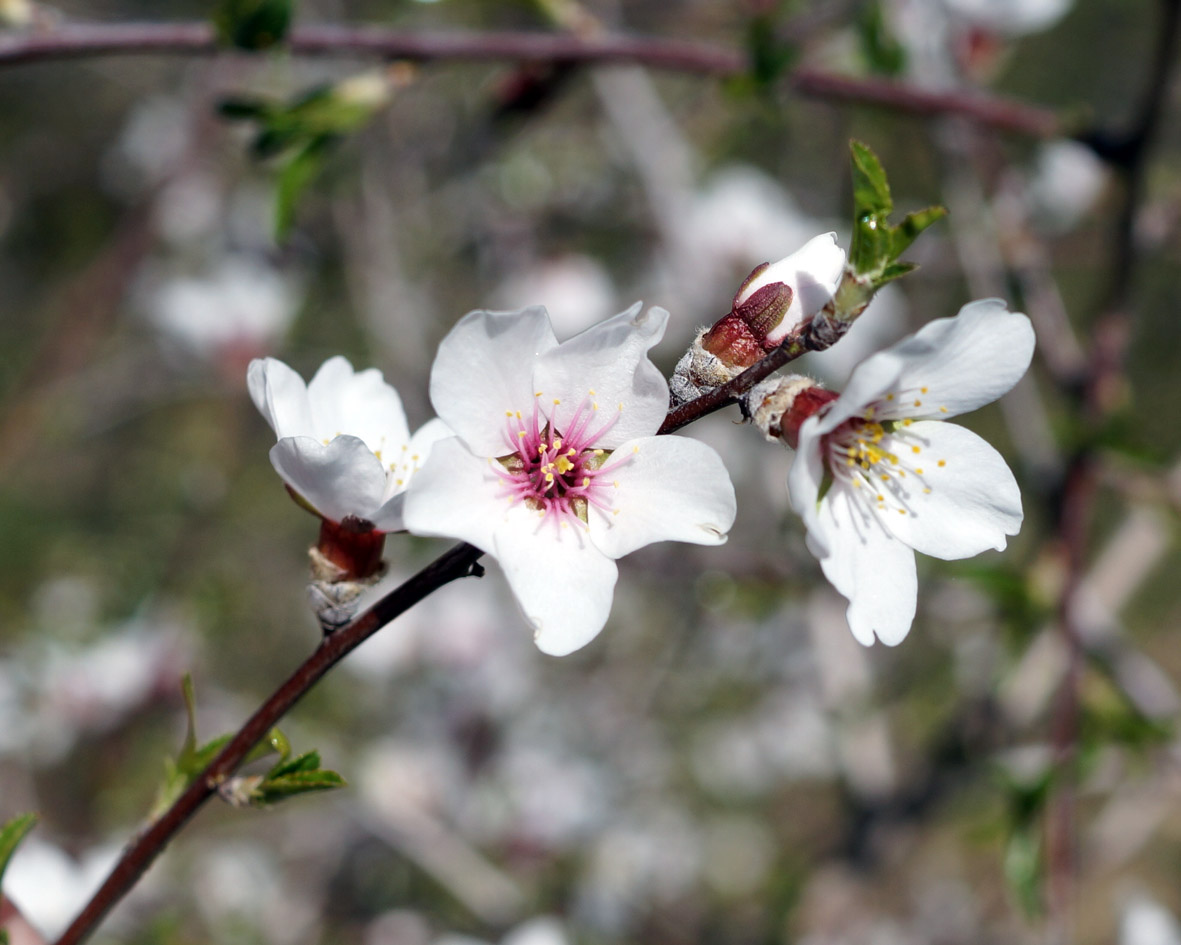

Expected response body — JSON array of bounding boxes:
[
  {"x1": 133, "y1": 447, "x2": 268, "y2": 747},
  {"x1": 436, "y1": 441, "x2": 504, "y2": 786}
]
[
  {"x1": 308, "y1": 515, "x2": 387, "y2": 633},
  {"x1": 743, "y1": 375, "x2": 839, "y2": 449},
  {"x1": 733, "y1": 232, "x2": 846, "y2": 345}
]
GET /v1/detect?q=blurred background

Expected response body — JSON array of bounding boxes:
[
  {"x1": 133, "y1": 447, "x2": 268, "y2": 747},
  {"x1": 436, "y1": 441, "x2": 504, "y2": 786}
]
[{"x1": 2, "y1": 1, "x2": 1181, "y2": 943}]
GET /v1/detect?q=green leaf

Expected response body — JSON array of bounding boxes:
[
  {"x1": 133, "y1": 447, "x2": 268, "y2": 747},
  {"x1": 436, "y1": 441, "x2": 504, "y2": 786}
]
[
  {"x1": 745, "y1": 13, "x2": 797, "y2": 89},
  {"x1": 213, "y1": 0, "x2": 294, "y2": 50},
  {"x1": 857, "y1": 0, "x2": 907, "y2": 76},
  {"x1": 890, "y1": 205, "x2": 947, "y2": 260},
  {"x1": 266, "y1": 749, "x2": 322, "y2": 780},
  {"x1": 216, "y1": 97, "x2": 271, "y2": 121},
  {"x1": 847, "y1": 140, "x2": 945, "y2": 282},
  {"x1": 1004, "y1": 827, "x2": 1044, "y2": 917},
  {"x1": 0, "y1": 813, "x2": 38, "y2": 889},
  {"x1": 274, "y1": 137, "x2": 336, "y2": 240},
  {"x1": 253, "y1": 768, "x2": 347, "y2": 805}
]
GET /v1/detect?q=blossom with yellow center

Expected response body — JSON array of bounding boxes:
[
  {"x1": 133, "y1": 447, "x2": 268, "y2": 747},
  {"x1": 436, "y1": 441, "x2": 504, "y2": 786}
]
[{"x1": 787, "y1": 299, "x2": 1035, "y2": 645}]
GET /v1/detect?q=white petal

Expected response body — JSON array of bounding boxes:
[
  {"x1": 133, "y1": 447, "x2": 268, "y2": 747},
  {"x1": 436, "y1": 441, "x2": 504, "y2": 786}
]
[
  {"x1": 269, "y1": 435, "x2": 387, "y2": 524},
  {"x1": 588, "y1": 436, "x2": 736, "y2": 558},
  {"x1": 786, "y1": 415, "x2": 833, "y2": 556},
  {"x1": 807, "y1": 484, "x2": 918, "y2": 646},
  {"x1": 368, "y1": 420, "x2": 457, "y2": 532},
  {"x1": 880, "y1": 421, "x2": 1023, "y2": 559},
  {"x1": 533, "y1": 303, "x2": 669, "y2": 448},
  {"x1": 429, "y1": 307, "x2": 559, "y2": 457},
  {"x1": 407, "y1": 417, "x2": 454, "y2": 456},
  {"x1": 744, "y1": 233, "x2": 846, "y2": 344},
  {"x1": 247, "y1": 357, "x2": 314, "y2": 439},
  {"x1": 876, "y1": 299, "x2": 1035, "y2": 420},
  {"x1": 305, "y1": 356, "x2": 411, "y2": 456},
  {"x1": 494, "y1": 518, "x2": 619, "y2": 656},
  {"x1": 400, "y1": 437, "x2": 511, "y2": 551}
]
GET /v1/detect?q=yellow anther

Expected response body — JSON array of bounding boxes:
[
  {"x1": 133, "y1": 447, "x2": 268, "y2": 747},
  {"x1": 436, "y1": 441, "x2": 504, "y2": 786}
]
[
  {"x1": 876, "y1": 494, "x2": 884, "y2": 502},
  {"x1": 618, "y1": 402, "x2": 624, "y2": 411},
  {"x1": 916, "y1": 467, "x2": 924, "y2": 474},
  {"x1": 412, "y1": 454, "x2": 419, "y2": 461},
  {"x1": 582, "y1": 477, "x2": 590, "y2": 486},
  {"x1": 554, "y1": 439, "x2": 562, "y2": 450},
  {"x1": 921, "y1": 386, "x2": 929, "y2": 394},
  {"x1": 518, "y1": 431, "x2": 527, "y2": 438},
  {"x1": 632, "y1": 445, "x2": 640, "y2": 453},
  {"x1": 886, "y1": 393, "x2": 895, "y2": 401},
  {"x1": 593, "y1": 403, "x2": 600, "y2": 411},
  {"x1": 535, "y1": 392, "x2": 543, "y2": 397},
  {"x1": 505, "y1": 410, "x2": 514, "y2": 417},
  {"x1": 553, "y1": 398, "x2": 561, "y2": 406},
  {"x1": 939, "y1": 406, "x2": 949, "y2": 414},
  {"x1": 589, "y1": 388, "x2": 596, "y2": 395},
  {"x1": 923, "y1": 488, "x2": 932, "y2": 494},
  {"x1": 515, "y1": 410, "x2": 522, "y2": 419},
  {"x1": 899, "y1": 509, "x2": 907, "y2": 515},
  {"x1": 913, "y1": 399, "x2": 922, "y2": 407},
  {"x1": 864, "y1": 406, "x2": 875, "y2": 419},
  {"x1": 545, "y1": 473, "x2": 555, "y2": 483},
  {"x1": 938, "y1": 459, "x2": 946, "y2": 467},
  {"x1": 396, "y1": 479, "x2": 404, "y2": 486},
  {"x1": 594, "y1": 449, "x2": 604, "y2": 456},
  {"x1": 613, "y1": 480, "x2": 620, "y2": 488},
  {"x1": 880, "y1": 474, "x2": 889, "y2": 481},
  {"x1": 903, "y1": 419, "x2": 913, "y2": 427},
  {"x1": 556, "y1": 456, "x2": 574, "y2": 475},
  {"x1": 911, "y1": 446, "x2": 921, "y2": 454}
]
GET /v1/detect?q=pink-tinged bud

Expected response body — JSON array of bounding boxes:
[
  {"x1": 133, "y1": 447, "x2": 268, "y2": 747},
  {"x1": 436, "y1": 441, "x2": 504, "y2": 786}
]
[
  {"x1": 744, "y1": 375, "x2": 839, "y2": 449},
  {"x1": 316, "y1": 515, "x2": 386, "y2": 582},
  {"x1": 732, "y1": 233, "x2": 846, "y2": 346},
  {"x1": 701, "y1": 313, "x2": 765, "y2": 368}
]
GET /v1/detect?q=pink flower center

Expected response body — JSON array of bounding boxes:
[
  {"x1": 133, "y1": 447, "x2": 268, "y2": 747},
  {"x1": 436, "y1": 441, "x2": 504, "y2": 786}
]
[{"x1": 495, "y1": 392, "x2": 630, "y2": 530}]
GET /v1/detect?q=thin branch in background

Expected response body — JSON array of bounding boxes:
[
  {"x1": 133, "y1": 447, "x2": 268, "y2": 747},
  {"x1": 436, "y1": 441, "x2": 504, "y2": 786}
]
[
  {"x1": 0, "y1": 22, "x2": 1066, "y2": 138},
  {"x1": 1045, "y1": 0, "x2": 1181, "y2": 935}
]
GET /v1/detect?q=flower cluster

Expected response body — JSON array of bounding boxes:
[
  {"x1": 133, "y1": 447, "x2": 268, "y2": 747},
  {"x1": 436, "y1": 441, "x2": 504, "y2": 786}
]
[{"x1": 250, "y1": 236, "x2": 1034, "y2": 651}]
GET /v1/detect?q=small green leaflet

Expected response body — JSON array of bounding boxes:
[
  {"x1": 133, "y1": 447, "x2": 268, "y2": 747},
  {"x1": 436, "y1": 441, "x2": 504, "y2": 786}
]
[{"x1": 0, "y1": 812, "x2": 38, "y2": 891}]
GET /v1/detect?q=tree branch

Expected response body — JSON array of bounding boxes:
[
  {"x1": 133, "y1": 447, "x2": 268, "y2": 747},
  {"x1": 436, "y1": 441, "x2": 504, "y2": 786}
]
[
  {"x1": 0, "y1": 22, "x2": 1063, "y2": 138},
  {"x1": 53, "y1": 331, "x2": 804, "y2": 944}
]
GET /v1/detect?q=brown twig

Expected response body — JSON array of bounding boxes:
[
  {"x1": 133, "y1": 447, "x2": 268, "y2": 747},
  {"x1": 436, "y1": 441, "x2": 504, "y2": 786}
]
[
  {"x1": 53, "y1": 540, "x2": 485, "y2": 945},
  {"x1": 52, "y1": 321, "x2": 811, "y2": 944},
  {"x1": 0, "y1": 22, "x2": 1064, "y2": 138}
]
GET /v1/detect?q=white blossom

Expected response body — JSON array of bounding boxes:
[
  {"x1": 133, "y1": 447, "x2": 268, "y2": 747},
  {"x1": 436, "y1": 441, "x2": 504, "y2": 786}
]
[
  {"x1": 788, "y1": 299, "x2": 1035, "y2": 645},
  {"x1": 403, "y1": 304, "x2": 736, "y2": 655},
  {"x1": 248, "y1": 356, "x2": 449, "y2": 530}
]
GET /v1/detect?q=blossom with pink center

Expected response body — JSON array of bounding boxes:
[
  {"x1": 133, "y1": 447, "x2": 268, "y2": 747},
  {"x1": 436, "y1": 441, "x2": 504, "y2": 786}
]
[
  {"x1": 788, "y1": 299, "x2": 1035, "y2": 645},
  {"x1": 248, "y1": 356, "x2": 450, "y2": 531},
  {"x1": 403, "y1": 304, "x2": 737, "y2": 656}
]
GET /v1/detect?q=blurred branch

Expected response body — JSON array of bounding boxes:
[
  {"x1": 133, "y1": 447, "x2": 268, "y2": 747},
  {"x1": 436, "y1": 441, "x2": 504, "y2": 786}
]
[
  {"x1": 0, "y1": 22, "x2": 1066, "y2": 137},
  {"x1": 1046, "y1": 0, "x2": 1181, "y2": 931}
]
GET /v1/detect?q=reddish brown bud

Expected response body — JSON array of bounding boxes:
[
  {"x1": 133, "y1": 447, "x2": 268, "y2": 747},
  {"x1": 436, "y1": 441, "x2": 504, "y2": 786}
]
[
  {"x1": 780, "y1": 386, "x2": 840, "y2": 449},
  {"x1": 732, "y1": 281, "x2": 794, "y2": 347},
  {"x1": 316, "y1": 515, "x2": 386, "y2": 581},
  {"x1": 701, "y1": 313, "x2": 764, "y2": 368}
]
